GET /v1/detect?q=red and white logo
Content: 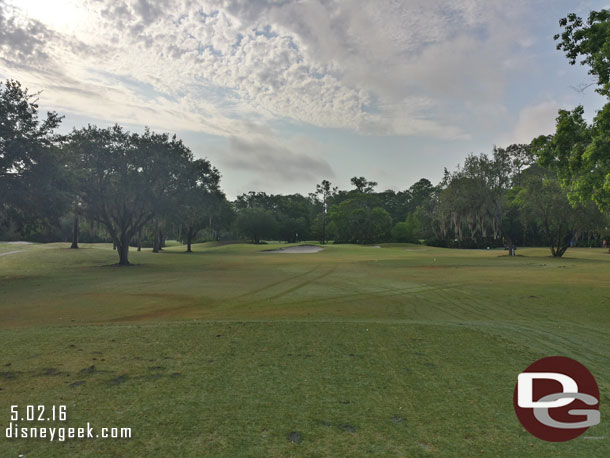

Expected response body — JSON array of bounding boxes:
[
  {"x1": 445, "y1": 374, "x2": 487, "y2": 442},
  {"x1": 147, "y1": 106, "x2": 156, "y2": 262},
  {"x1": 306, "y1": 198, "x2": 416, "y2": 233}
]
[{"x1": 514, "y1": 356, "x2": 600, "y2": 441}]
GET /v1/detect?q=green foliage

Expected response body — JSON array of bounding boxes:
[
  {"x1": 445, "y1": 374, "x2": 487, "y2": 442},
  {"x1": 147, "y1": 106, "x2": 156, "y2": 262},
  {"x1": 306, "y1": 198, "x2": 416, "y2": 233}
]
[
  {"x1": 176, "y1": 159, "x2": 223, "y2": 251},
  {"x1": 391, "y1": 214, "x2": 423, "y2": 243},
  {"x1": 70, "y1": 125, "x2": 197, "y2": 264},
  {"x1": 432, "y1": 152, "x2": 510, "y2": 244},
  {"x1": 313, "y1": 179, "x2": 338, "y2": 243},
  {"x1": 235, "y1": 192, "x2": 312, "y2": 243},
  {"x1": 500, "y1": 187, "x2": 523, "y2": 249},
  {"x1": 541, "y1": 10, "x2": 610, "y2": 211},
  {"x1": 330, "y1": 196, "x2": 392, "y2": 243},
  {"x1": 555, "y1": 9, "x2": 610, "y2": 96},
  {"x1": 234, "y1": 207, "x2": 277, "y2": 243},
  {"x1": 350, "y1": 176, "x2": 377, "y2": 193},
  {"x1": 534, "y1": 103, "x2": 610, "y2": 212},
  {"x1": 0, "y1": 79, "x2": 68, "y2": 233},
  {"x1": 517, "y1": 165, "x2": 603, "y2": 257}
]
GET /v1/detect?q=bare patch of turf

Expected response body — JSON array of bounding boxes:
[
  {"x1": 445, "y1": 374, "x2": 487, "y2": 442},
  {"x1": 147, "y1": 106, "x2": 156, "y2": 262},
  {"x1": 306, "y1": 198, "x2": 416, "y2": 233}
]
[
  {"x1": 107, "y1": 374, "x2": 129, "y2": 385},
  {"x1": 288, "y1": 431, "x2": 302, "y2": 444},
  {"x1": 338, "y1": 424, "x2": 357, "y2": 433}
]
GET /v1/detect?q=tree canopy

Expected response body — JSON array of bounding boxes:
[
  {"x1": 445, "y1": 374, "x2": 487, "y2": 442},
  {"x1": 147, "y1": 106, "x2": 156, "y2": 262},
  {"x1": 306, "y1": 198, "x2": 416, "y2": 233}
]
[
  {"x1": 536, "y1": 9, "x2": 610, "y2": 211},
  {"x1": 0, "y1": 79, "x2": 69, "y2": 234}
]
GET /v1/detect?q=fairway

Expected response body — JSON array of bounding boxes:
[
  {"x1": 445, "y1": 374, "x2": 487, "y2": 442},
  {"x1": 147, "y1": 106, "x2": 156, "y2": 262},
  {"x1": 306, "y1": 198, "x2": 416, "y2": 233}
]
[{"x1": 0, "y1": 243, "x2": 608, "y2": 457}]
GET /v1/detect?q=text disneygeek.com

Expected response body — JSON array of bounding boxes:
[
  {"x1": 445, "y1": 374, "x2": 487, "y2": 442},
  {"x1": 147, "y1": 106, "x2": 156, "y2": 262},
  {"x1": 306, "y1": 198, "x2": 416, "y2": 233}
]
[{"x1": 4, "y1": 405, "x2": 131, "y2": 442}]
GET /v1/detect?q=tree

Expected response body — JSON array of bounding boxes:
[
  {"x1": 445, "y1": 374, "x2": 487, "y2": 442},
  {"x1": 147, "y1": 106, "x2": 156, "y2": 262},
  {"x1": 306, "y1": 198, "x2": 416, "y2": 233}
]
[
  {"x1": 329, "y1": 195, "x2": 392, "y2": 244},
  {"x1": 350, "y1": 176, "x2": 377, "y2": 193},
  {"x1": 392, "y1": 214, "x2": 423, "y2": 243},
  {"x1": 433, "y1": 151, "x2": 511, "y2": 247},
  {"x1": 235, "y1": 191, "x2": 272, "y2": 210},
  {"x1": 235, "y1": 207, "x2": 277, "y2": 244},
  {"x1": 0, "y1": 80, "x2": 69, "y2": 234},
  {"x1": 71, "y1": 125, "x2": 192, "y2": 265},
  {"x1": 555, "y1": 10, "x2": 610, "y2": 97},
  {"x1": 176, "y1": 159, "x2": 221, "y2": 252},
  {"x1": 536, "y1": 10, "x2": 610, "y2": 212},
  {"x1": 496, "y1": 144, "x2": 535, "y2": 186},
  {"x1": 518, "y1": 165, "x2": 593, "y2": 257},
  {"x1": 534, "y1": 105, "x2": 610, "y2": 211},
  {"x1": 209, "y1": 198, "x2": 235, "y2": 240},
  {"x1": 272, "y1": 194, "x2": 312, "y2": 242},
  {"x1": 376, "y1": 189, "x2": 410, "y2": 223},
  {"x1": 500, "y1": 188, "x2": 524, "y2": 256},
  {"x1": 314, "y1": 179, "x2": 337, "y2": 243},
  {"x1": 407, "y1": 178, "x2": 435, "y2": 212}
]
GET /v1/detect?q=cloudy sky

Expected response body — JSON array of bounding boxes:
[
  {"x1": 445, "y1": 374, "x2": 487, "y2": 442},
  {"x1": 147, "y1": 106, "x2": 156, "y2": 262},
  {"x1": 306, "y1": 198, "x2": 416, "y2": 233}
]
[{"x1": 0, "y1": 0, "x2": 606, "y2": 197}]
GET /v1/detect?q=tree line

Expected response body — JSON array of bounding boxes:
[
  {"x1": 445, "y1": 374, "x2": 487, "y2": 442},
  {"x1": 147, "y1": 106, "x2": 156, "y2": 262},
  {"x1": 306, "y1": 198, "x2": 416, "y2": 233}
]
[{"x1": 1, "y1": 9, "x2": 609, "y2": 263}]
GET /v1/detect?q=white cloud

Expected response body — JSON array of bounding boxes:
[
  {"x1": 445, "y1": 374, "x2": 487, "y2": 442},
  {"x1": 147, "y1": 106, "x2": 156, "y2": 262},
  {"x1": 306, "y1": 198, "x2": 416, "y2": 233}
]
[
  {"x1": 500, "y1": 100, "x2": 560, "y2": 146},
  {"x1": 217, "y1": 135, "x2": 335, "y2": 185},
  {"x1": 0, "y1": 0, "x2": 537, "y2": 142}
]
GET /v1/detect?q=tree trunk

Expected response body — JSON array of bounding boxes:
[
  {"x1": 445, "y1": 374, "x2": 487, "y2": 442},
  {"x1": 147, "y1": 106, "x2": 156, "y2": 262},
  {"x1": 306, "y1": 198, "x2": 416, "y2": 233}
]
[
  {"x1": 186, "y1": 228, "x2": 193, "y2": 253},
  {"x1": 321, "y1": 207, "x2": 326, "y2": 244},
  {"x1": 70, "y1": 211, "x2": 79, "y2": 249},
  {"x1": 117, "y1": 231, "x2": 130, "y2": 266},
  {"x1": 506, "y1": 238, "x2": 515, "y2": 256},
  {"x1": 153, "y1": 220, "x2": 160, "y2": 253},
  {"x1": 137, "y1": 229, "x2": 142, "y2": 252}
]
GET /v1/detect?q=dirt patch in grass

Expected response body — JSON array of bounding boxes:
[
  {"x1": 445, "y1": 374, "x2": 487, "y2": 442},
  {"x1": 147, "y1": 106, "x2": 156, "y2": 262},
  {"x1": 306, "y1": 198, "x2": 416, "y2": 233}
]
[
  {"x1": 338, "y1": 424, "x2": 357, "y2": 433},
  {"x1": 39, "y1": 367, "x2": 68, "y2": 377},
  {"x1": 107, "y1": 374, "x2": 129, "y2": 385},
  {"x1": 288, "y1": 431, "x2": 302, "y2": 444},
  {"x1": 79, "y1": 365, "x2": 99, "y2": 375},
  {"x1": 0, "y1": 371, "x2": 18, "y2": 379}
]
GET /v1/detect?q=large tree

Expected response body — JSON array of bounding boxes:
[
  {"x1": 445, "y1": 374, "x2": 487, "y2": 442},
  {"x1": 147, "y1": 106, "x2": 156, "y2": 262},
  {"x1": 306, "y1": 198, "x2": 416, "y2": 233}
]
[
  {"x1": 555, "y1": 10, "x2": 610, "y2": 97},
  {"x1": 235, "y1": 207, "x2": 277, "y2": 244},
  {"x1": 176, "y1": 158, "x2": 222, "y2": 252},
  {"x1": 350, "y1": 176, "x2": 377, "y2": 193},
  {"x1": 518, "y1": 165, "x2": 602, "y2": 257},
  {"x1": 433, "y1": 152, "x2": 510, "y2": 246},
  {"x1": 313, "y1": 179, "x2": 337, "y2": 244},
  {"x1": 71, "y1": 125, "x2": 192, "y2": 265},
  {"x1": 535, "y1": 10, "x2": 610, "y2": 212},
  {"x1": 0, "y1": 80, "x2": 69, "y2": 234},
  {"x1": 430, "y1": 146, "x2": 533, "y2": 251},
  {"x1": 329, "y1": 194, "x2": 392, "y2": 244}
]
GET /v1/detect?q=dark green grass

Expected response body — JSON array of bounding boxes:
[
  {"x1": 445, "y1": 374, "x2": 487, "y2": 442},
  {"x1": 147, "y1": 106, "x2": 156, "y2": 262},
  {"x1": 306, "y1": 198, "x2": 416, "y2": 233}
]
[{"x1": 0, "y1": 243, "x2": 609, "y2": 457}]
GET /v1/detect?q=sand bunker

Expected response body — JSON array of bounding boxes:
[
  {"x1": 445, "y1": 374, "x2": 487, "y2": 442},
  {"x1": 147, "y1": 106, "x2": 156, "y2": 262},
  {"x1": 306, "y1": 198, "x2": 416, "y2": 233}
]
[{"x1": 262, "y1": 245, "x2": 324, "y2": 254}]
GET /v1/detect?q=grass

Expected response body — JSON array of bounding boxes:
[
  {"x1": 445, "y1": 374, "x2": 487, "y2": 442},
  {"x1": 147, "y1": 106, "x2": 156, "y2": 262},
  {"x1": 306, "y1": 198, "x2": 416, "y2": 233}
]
[{"x1": 0, "y1": 242, "x2": 609, "y2": 457}]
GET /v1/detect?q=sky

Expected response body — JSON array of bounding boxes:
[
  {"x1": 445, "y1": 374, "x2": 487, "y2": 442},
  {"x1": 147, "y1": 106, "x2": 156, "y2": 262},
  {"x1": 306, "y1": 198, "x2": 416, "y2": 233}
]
[{"x1": 0, "y1": 0, "x2": 607, "y2": 198}]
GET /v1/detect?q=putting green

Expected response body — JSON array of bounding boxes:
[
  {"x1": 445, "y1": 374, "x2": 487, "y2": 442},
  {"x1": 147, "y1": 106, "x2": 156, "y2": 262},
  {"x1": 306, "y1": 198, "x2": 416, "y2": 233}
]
[{"x1": 0, "y1": 243, "x2": 608, "y2": 457}]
